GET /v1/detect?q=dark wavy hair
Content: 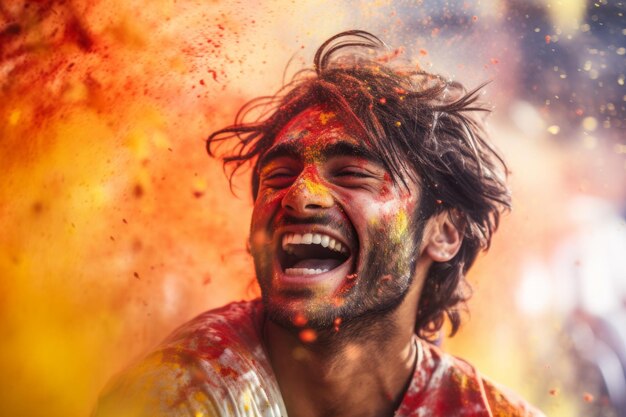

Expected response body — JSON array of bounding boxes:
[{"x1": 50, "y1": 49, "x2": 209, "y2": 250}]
[{"x1": 206, "y1": 30, "x2": 511, "y2": 340}]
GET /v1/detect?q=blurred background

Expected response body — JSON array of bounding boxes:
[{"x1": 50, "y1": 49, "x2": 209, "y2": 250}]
[{"x1": 1, "y1": 0, "x2": 624, "y2": 416}]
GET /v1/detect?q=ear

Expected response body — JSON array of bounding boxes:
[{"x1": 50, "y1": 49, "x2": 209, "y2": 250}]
[{"x1": 423, "y1": 211, "x2": 464, "y2": 262}]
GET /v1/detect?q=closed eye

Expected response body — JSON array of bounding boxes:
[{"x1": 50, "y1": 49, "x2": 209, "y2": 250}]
[
  {"x1": 335, "y1": 170, "x2": 373, "y2": 178},
  {"x1": 266, "y1": 169, "x2": 294, "y2": 179}
]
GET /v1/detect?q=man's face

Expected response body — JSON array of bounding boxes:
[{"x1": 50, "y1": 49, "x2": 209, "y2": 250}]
[{"x1": 250, "y1": 105, "x2": 425, "y2": 330}]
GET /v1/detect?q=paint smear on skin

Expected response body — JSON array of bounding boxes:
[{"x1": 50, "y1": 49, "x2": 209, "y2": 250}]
[
  {"x1": 391, "y1": 209, "x2": 408, "y2": 242},
  {"x1": 300, "y1": 176, "x2": 331, "y2": 199},
  {"x1": 318, "y1": 111, "x2": 336, "y2": 125}
]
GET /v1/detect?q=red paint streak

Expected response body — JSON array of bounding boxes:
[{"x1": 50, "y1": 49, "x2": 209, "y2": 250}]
[{"x1": 208, "y1": 69, "x2": 218, "y2": 81}]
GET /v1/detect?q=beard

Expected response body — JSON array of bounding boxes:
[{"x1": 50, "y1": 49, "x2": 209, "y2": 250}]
[{"x1": 253, "y1": 209, "x2": 427, "y2": 335}]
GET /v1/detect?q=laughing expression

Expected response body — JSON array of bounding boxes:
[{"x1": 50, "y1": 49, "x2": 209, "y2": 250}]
[{"x1": 250, "y1": 105, "x2": 425, "y2": 330}]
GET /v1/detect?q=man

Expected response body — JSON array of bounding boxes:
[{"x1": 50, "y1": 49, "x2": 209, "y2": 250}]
[{"x1": 94, "y1": 30, "x2": 544, "y2": 417}]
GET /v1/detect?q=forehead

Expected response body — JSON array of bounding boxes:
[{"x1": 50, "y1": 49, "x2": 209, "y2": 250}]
[{"x1": 272, "y1": 105, "x2": 363, "y2": 151}]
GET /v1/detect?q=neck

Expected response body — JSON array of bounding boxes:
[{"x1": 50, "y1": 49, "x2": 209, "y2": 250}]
[{"x1": 264, "y1": 286, "x2": 421, "y2": 417}]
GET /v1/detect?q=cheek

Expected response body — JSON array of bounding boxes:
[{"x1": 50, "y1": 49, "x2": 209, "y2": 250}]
[
  {"x1": 363, "y1": 194, "x2": 418, "y2": 240},
  {"x1": 250, "y1": 188, "x2": 284, "y2": 231}
]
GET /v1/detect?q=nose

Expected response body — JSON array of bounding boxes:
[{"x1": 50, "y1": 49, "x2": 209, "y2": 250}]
[{"x1": 281, "y1": 169, "x2": 334, "y2": 217}]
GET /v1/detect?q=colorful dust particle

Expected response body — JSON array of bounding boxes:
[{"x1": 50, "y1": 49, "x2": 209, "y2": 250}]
[
  {"x1": 293, "y1": 312, "x2": 308, "y2": 327},
  {"x1": 490, "y1": 58, "x2": 499, "y2": 65},
  {"x1": 419, "y1": 48, "x2": 428, "y2": 56},
  {"x1": 346, "y1": 273, "x2": 357, "y2": 280},
  {"x1": 395, "y1": 121, "x2": 401, "y2": 127},
  {"x1": 583, "y1": 392, "x2": 594, "y2": 403},
  {"x1": 549, "y1": 388, "x2": 558, "y2": 396},
  {"x1": 545, "y1": 35, "x2": 551, "y2": 44},
  {"x1": 547, "y1": 125, "x2": 560, "y2": 135},
  {"x1": 379, "y1": 97, "x2": 387, "y2": 104},
  {"x1": 472, "y1": 16, "x2": 478, "y2": 22},
  {"x1": 299, "y1": 328, "x2": 317, "y2": 343},
  {"x1": 582, "y1": 116, "x2": 598, "y2": 131}
]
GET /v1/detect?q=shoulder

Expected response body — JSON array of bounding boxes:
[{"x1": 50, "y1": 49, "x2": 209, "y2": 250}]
[
  {"x1": 93, "y1": 299, "x2": 286, "y2": 417},
  {"x1": 397, "y1": 340, "x2": 546, "y2": 417}
]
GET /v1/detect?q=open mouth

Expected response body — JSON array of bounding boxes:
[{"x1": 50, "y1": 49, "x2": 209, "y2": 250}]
[{"x1": 278, "y1": 232, "x2": 352, "y2": 276}]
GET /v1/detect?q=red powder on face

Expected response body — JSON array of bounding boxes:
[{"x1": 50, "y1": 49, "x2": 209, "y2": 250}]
[
  {"x1": 333, "y1": 317, "x2": 342, "y2": 332},
  {"x1": 299, "y1": 329, "x2": 317, "y2": 343},
  {"x1": 293, "y1": 312, "x2": 308, "y2": 327}
]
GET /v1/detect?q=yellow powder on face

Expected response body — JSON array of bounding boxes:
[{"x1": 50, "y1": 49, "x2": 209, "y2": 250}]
[
  {"x1": 391, "y1": 209, "x2": 408, "y2": 242},
  {"x1": 318, "y1": 111, "x2": 336, "y2": 125},
  {"x1": 301, "y1": 177, "x2": 330, "y2": 198}
]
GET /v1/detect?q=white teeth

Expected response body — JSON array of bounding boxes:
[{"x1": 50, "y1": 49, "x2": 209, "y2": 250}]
[
  {"x1": 285, "y1": 268, "x2": 330, "y2": 275},
  {"x1": 281, "y1": 233, "x2": 349, "y2": 254}
]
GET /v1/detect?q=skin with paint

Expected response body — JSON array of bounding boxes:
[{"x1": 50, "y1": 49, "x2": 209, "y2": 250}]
[{"x1": 249, "y1": 105, "x2": 464, "y2": 417}]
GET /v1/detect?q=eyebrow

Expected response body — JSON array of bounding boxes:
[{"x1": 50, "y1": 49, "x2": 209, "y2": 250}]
[{"x1": 259, "y1": 140, "x2": 382, "y2": 169}]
